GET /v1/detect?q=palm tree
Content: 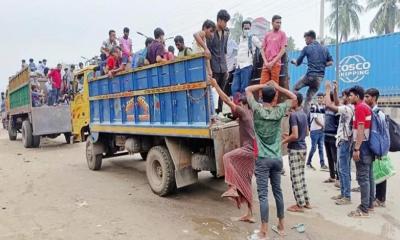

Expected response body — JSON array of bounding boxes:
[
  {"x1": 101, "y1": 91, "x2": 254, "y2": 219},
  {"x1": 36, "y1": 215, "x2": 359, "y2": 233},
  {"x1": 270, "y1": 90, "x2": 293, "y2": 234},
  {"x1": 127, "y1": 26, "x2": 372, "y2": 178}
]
[
  {"x1": 326, "y1": 0, "x2": 364, "y2": 42},
  {"x1": 367, "y1": 0, "x2": 400, "y2": 34}
]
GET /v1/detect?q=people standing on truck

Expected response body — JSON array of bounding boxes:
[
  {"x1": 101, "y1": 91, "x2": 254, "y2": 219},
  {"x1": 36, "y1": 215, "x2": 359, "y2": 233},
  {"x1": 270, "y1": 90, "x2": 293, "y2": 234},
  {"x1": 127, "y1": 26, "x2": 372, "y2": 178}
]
[
  {"x1": 225, "y1": 37, "x2": 238, "y2": 97},
  {"x1": 324, "y1": 81, "x2": 354, "y2": 205},
  {"x1": 132, "y1": 37, "x2": 153, "y2": 68},
  {"x1": 306, "y1": 93, "x2": 327, "y2": 170},
  {"x1": 48, "y1": 64, "x2": 62, "y2": 105},
  {"x1": 119, "y1": 27, "x2": 133, "y2": 70},
  {"x1": 364, "y1": 88, "x2": 388, "y2": 208},
  {"x1": 28, "y1": 58, "x2": 37, "y2": 72},
  {"x1": 260, "y1": 15, "x2": 287, "y2": 91},
  {"x1": 21, "y1": 59, "x2": 28, "y2": 69},
  {"x1": 164, "y1": 45, "x2": 175, "y2": 61},
  {"x1": 146, "y1": 28, "x2": 167, "y2": 65},
  {"x1": 193, "y1": 19, "x2": 217, "y2": 77},
  {"x1": 174, "y1": 35, "x2": 192, "y2": 57},
  {"x1": 37, "y1": 59, "x2": 46, "y2": 76},
  {"x1": 100, "y1": 30, "x2": 118, "y2": 74},
  {"x1": 206, "y1": 9, "x2": 230, "y2": 113},
  {"x1": 291, "y1": 30, "x2": 333, "y2": 114},
  {"x1": 347, "y1": 85, "x2": 374, "y2": 218},
  {"x1": 245, "y1": 81, "x2": 297, "y2": 240},
  {"x1": 231, "y1": 20, "x2": 259, "y2": 99},
  {"x1": 78, "y1": 62, "x2": 84, "y2": 70},
  {"x1": 209, "y1": 77, "x2": 256, "y2": 223},
  {"x1": 105, "y1": 47, "x2": 124, "y2": 77},
  {"x1": 282, "y1": 92, "x2": 312, "y2": 213},
  {"x1": 45, "y1": 77, "x2": 53, "y2": 105}
]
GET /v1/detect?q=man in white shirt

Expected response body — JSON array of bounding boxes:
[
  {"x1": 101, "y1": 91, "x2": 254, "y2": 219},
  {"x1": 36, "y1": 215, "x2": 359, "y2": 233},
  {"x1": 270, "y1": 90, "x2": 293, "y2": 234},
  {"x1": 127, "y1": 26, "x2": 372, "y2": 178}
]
[
  {"x1": 231, "y1": 20, "x2": 262, "y2": 99},
  {"x1": 225, "y1": 37, "x2": 238, "y2": 97},
  {"x1": 306, "y1": 93, "x2": 328, "y2": 170}
]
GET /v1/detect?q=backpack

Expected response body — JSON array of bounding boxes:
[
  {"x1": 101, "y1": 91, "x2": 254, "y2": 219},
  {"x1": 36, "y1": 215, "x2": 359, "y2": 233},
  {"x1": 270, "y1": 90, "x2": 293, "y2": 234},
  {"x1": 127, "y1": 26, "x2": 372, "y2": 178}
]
[
  {"x1": 369, "y1": 108, "x2": 390, "y2": 157},
  {"x1": 183, "y1": 47, "x2": 192, "y2": 56},
  {"x1": 387, "y1": 115, "x2": 400, "y2": 152}
]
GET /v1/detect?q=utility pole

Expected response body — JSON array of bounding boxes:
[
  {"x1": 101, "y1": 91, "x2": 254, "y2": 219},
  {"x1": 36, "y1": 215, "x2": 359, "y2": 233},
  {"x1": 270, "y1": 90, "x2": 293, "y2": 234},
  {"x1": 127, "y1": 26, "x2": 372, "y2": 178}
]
[
  {"x1": 319, "y1": 0, "x2": 325, "y2": 41},
  {"x1": 335, "y1": 0, "x2": 340, "y2": 84}
]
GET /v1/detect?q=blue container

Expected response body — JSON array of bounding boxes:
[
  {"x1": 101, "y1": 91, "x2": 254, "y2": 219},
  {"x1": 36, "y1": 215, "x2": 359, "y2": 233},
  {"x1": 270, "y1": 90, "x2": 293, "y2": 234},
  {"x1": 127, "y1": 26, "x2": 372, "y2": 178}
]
[
  {"x1": 88, "y1": 55, "x2": 212, "y2": 138},
  {"x1": 288, "y1": 33, "x2": 400, "y2": 96}
]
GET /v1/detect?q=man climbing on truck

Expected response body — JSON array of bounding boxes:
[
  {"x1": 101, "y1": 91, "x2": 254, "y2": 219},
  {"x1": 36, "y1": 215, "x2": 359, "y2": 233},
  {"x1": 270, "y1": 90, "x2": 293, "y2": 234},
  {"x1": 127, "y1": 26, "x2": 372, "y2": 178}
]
[{"x1": 209, "y1": 77, "x2": 256, "y2": 224}]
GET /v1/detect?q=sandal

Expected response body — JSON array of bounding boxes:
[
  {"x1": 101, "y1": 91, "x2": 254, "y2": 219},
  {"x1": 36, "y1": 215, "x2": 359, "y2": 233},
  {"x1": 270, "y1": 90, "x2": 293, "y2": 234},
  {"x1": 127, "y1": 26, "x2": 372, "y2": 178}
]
[
  {"x1": 324, "y1": 178, "x2": 335, "y2": 183},
  {"x1": 287, "y1": 204, "x2": 304, "y2": 213},
  {"x1": 348, "y1": 209, "x2": 369, "y2": 218},
  {"x1": 272, "y1": 225, "x2": 287, "y2": 236}
]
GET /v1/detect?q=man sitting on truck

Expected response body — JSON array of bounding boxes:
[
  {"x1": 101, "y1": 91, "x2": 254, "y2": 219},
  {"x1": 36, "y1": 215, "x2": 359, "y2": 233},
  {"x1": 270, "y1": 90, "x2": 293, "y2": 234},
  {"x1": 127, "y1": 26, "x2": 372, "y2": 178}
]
[
  {"x1": 146, "y1": 28, "x2": 168, "y2": 65},
  {"x1": 245, "y1": 81, "x2": 296, "y2": 240},
  {"x1": 105, "y1": 47, "x2": 124, "y2": 78}
]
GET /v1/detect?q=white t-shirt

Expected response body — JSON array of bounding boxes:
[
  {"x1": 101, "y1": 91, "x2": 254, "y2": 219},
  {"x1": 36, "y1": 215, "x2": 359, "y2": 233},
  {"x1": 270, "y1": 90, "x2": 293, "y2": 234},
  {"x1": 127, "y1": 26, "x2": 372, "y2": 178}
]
[
  {"x1": 336, "y1": 104, "x2": 354, "y2": 143},
  {"x1": 310, "y1": 105, "x2": 324, "y2": 131},
  {"x1": 226, "y1": 38, "x2": 238, "y2": 72}
]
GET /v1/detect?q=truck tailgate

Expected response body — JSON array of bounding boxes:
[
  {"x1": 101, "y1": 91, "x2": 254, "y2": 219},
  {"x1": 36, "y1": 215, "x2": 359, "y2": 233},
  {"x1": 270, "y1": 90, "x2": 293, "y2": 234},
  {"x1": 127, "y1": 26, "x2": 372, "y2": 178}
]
[{"x1": 31, "y1": 105, "x2": 72, "y2": 136}]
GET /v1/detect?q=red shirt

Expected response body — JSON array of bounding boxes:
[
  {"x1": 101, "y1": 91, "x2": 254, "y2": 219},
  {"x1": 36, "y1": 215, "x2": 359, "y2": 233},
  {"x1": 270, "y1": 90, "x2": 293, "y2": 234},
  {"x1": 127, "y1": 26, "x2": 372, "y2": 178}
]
[
  {"x1": 353, "y1": 101, "x2": 372, "y2": 141},
  {"x1": 49, "y1": 69, "x2": 62, "y2": 89},
  {"x1": 106, "y1": 55, "x2": 120, "y2": 70}
]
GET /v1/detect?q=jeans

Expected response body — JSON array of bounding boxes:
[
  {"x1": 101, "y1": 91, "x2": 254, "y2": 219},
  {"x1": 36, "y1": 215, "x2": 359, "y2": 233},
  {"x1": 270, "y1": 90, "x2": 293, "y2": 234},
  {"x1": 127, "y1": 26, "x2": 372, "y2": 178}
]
[
  {"x1": 213, "y1": 72, "x2": 228, "y2": 113},
  {"x1": 325, "y1": 135, "x2": 338, "y2": 180},
  {"x1": 338, "y1": 140, "x2": 352, "y2": 199},
  {"x1": 52, "y1": 88, "x2": 60, "y2": 105},
  {"x1": 307, "y1": 129, "x2": 325, "y2": 166},
  {"x1": 255, "y1": 157, "x2": 284, "y2": 223},
  {"x1": 376, "y1": 180, "x2": 387, "y2": 202},
  {"x1": 47, "y1": 89, "x2": 54, "y2": 106},
  {"x1": 231, "y1": 65, "x2": 253, "y2": 97},
  {"x1": 355, "y1": 142, "x2": 375, "y2": 213},
  {"x1": 293, "y1": 75, "x2": 323, "y2": 114}
]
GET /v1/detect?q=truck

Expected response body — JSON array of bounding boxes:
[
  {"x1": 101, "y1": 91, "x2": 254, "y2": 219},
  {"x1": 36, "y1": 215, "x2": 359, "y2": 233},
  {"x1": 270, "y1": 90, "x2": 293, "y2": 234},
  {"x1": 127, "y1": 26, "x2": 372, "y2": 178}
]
[
  {"x1": 86, "y1": 54, "x2": 241, "y2": 196},
  {"x1": 7, "y1": 67, "x2": 72, "y2": 148}
]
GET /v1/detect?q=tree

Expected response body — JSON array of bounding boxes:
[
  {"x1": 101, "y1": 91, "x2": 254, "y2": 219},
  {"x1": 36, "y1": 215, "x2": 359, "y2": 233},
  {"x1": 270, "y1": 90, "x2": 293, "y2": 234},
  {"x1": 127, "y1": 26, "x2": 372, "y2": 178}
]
[
  {"x1": 326, "y1": 0, "x2": 364, "y2": 42},
  {"x1": 287, "y1": 36, "x2": 296, "y2": 51},
  {"x1": 229, "y1": 12, "x2": 245, "y2": 44},
  {"x1": 367, "y1": 0, "x2": 400, "y2": 34}
]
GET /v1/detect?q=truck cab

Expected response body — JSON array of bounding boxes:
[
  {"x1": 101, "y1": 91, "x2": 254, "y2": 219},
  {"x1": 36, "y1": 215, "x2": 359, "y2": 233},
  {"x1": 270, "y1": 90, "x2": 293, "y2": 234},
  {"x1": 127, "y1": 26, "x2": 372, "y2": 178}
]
[{"x1": 70, "y1": 66, "x2": 95, "y2": 142}]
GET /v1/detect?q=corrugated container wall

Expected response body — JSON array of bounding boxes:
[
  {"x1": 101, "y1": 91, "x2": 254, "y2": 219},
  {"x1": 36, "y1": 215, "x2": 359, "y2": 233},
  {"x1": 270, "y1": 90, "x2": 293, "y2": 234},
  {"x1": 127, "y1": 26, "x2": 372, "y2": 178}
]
[{"x1": 288, "y1": 32, "x2": 400, "y2": 96}]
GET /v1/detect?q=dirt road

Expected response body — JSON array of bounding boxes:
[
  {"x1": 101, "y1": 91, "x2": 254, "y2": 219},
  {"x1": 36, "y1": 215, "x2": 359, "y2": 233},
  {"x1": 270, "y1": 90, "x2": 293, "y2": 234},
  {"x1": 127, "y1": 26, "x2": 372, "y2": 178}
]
[{"x1": 0, "y1": 129, "x2": 399, "y2": 240}]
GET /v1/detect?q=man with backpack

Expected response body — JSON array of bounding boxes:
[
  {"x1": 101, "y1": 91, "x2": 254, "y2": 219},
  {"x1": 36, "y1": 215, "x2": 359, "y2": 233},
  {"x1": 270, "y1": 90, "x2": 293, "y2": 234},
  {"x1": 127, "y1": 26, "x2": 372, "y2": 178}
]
[
  {"x1": 325, "y1": 81, "x2": 354, "y2": 205},
  {"x1": 174, "y1": 36, "x2": 193, "y2": 57},
  {"x1": 364, "y1": 88, "x2": 389, "y2": 208},
  {"x1": 231, "y1": 20, "x2": 261, "y2": 98},
  {"x1": 348, "y1": 86, "x2": 374, "y2": 218}
]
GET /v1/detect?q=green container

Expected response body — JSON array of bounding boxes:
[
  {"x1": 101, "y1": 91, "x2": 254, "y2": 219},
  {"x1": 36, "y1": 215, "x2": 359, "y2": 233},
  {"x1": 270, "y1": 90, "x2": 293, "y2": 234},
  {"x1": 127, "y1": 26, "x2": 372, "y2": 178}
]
[{"x1": 10, "y1": 84, "x2": 30, "y2": 110}]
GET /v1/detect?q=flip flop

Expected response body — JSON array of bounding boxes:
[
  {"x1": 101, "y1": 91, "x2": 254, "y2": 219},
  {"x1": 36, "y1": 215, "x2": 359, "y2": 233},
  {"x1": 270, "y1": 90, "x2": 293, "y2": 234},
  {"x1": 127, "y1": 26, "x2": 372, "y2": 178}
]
[
  {"x1": 230, "y1": 216, "x2": 256, "y2": 223},
  {"x1": 291, "y1": 223, "x2": 306, "y2": 233},
  {"x1": 287, "y1": 205, "x2": 304, "y2": 213},
  {"x1": 272, "y1": 225, "x2": 287, "y2": 237},
  {"x1": 247, "y1": 231, "x2": 269, "y2": 240}
]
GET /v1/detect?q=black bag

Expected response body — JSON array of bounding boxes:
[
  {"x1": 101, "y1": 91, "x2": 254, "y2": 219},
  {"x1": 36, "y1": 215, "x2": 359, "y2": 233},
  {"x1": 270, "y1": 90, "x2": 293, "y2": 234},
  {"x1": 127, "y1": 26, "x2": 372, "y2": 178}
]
[{"x1": 388, "y1": 115, "x2": 400, "y2": 152}]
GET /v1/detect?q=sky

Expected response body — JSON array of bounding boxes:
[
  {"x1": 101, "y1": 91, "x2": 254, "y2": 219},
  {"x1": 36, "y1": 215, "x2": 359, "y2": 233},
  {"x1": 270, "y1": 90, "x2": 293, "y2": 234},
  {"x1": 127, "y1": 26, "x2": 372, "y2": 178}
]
[{"x1": 0, "y1": 0, "x2": 388, "y2": 91}]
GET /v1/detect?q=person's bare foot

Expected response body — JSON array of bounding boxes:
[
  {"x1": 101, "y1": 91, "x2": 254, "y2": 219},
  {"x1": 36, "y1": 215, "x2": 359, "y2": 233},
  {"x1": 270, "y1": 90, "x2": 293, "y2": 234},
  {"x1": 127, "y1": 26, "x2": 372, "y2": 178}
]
[
  {"x1": 221, "y1": 187, "x2": 239, "y2": 198},
  {"x1": 287, "y1": 204, "x2": 304, "y2": 212},
  {"x1": 304, "y1": 203, "x2": 312, "y2": 209},
  {"x1": 239, "y1": 214, "x2": 256, "y2": 223}
]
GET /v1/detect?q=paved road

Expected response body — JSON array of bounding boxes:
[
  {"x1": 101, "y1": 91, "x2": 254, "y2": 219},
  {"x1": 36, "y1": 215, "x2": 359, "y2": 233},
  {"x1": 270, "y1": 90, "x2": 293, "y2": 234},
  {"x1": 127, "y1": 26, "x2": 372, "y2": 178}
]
[{"x1": 0, "y1": 129, "x2": 399, "y2": 240}]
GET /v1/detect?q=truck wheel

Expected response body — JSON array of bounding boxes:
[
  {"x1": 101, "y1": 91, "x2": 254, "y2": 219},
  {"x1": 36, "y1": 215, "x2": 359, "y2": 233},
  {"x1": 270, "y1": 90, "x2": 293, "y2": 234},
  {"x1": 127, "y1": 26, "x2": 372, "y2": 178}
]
[
  {"x1": 64, "y1": 133, "x2": 72, "y2": 144},
  {"x1": 22, "y1": 120, "x2": 33, "y2": 148},
  {"x1": 86, "y1": 138, "x2": 103, "y2": 170},
  {"x1": 140, "y1": 152, "x2": 148, "y2": 161},
  {"x1": 8, "y1": 123, "x2": 17, "y2": 141},
  {"x1": 32, "y1": 135, "x2": 40, "y2": 148},
  {"x1": 146, "y1": 146, "x2": 176, "y2": 196}
]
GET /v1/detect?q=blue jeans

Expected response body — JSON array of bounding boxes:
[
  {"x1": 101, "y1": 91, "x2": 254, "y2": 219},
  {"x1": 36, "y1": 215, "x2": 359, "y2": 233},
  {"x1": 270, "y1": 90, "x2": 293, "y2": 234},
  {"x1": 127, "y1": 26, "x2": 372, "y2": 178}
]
[
  {"x1": 255, "y1": 157, "x2": 284, "y2": 223},
  {"x1": 307, "y1": 129, "x2": 325, "y2": 166},
  {"x1": 231, "y1": 66, "x2": 253, "y2": 96},
  {"x1": 51, "y1": 88, "x2": 60, "y2": 105},
  {"x1": 355, "y1": 142, "x2": 375, "y2": 213},
  {"x1": 338, "y1": 140, "x2": 352, "y2": 199}
]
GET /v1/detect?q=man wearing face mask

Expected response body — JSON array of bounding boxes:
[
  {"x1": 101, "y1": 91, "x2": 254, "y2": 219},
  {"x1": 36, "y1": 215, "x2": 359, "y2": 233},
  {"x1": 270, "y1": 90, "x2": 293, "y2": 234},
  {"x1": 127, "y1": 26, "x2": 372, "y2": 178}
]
[{"x1": 231, "y1": 20, "x2": 263, "y2": 99}]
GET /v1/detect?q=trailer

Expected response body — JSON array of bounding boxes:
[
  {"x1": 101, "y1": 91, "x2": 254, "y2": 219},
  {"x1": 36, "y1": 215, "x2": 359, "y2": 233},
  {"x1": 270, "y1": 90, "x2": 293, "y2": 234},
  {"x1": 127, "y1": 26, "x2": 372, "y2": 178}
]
[
  {"x1": 7, "y1": 67, "x2": 72, "y2": 148},
  {"x1": 86, "y1": 54, "x2": 242, "y2": 196}
]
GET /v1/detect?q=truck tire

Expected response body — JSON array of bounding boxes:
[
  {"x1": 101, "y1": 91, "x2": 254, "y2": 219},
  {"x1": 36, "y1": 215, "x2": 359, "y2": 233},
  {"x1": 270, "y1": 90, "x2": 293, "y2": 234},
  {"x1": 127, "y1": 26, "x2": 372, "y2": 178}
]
[
  {"x1": 64, "y1": 133, "x2": 72, "y2": 144},
  {"x1": 146, "y1": 146, "x2": 176, "y2": 196},
  {"x1": 22, "y1": 120, "x2": 33, "y2": 148},
  {"x1": 86, "y1": 138, "x2": 103, "y2": 170},
  {"x1": 140, "y1": 152, "x2": 148, "y2": 161},
  {"x1": 8, "y1": 122, "x2": 17, "y2": 141},
  {"x1": 32, "y1": 135, "x2": 41, "y2": 148}
]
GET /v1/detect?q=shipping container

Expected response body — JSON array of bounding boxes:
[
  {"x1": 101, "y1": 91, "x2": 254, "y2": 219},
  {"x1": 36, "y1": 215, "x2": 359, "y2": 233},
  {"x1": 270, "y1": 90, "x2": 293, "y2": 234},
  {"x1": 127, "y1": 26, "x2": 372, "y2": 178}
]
[{"x1": 288, "y1": 32, "x2": 400, "y2": 96}]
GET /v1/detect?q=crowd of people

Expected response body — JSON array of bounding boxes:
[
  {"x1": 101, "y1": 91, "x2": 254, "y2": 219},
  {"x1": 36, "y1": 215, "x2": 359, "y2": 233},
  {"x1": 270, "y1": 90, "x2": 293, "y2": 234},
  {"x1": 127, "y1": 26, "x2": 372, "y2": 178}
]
[{"x1": 16, "y1": 9, "x2": 396, "y2": 239}]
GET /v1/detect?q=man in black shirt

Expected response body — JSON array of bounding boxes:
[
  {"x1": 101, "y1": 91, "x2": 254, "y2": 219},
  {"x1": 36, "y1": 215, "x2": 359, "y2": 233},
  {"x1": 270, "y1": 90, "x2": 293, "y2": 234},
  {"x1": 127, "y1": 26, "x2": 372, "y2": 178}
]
[{"x1": 207, "y1": 9, "x2": 231, "y2": 113}]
